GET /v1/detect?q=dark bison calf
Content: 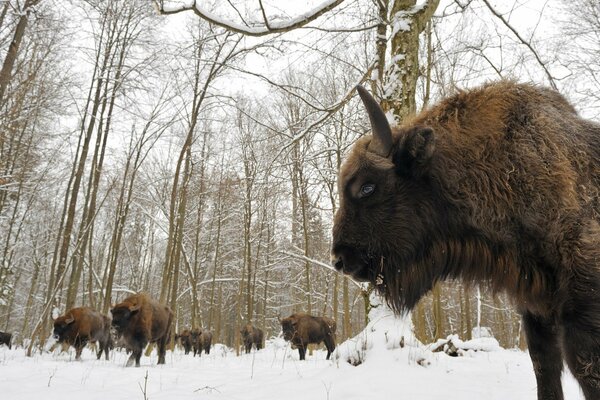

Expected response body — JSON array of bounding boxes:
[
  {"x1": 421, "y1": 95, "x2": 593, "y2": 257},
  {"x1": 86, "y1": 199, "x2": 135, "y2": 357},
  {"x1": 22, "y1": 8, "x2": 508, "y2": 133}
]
[
  {"x1": 53, "y1": 307, "x2": 112, "y2": 360},
  {"x1": 332, "y1": 81, "x2": 600, "y2": 400},
  {"x1": 190, "y1": 328, "x2": 212, "y2": 356},
  {"x1": 280, "y1": 313, "x2": 336, "y2": 360},
  {"x1": 111, "y1": 293, "x2": 173, "y2": 367},
  {"x1": 0, "y1": 331, "x2": 12, "y2": 349},
  {"x1": 240, "y1": 323, "x2": 263, "y2": 353},
  {"x1": 176, "y1": 329, "x2": 192, "y2": 354}
]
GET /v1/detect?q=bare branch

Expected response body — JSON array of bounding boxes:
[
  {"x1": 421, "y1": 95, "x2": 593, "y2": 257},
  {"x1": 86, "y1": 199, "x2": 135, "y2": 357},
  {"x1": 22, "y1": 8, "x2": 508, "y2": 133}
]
[{"x1": 481, "y1": 0, "x2": 557, "y2": 90}]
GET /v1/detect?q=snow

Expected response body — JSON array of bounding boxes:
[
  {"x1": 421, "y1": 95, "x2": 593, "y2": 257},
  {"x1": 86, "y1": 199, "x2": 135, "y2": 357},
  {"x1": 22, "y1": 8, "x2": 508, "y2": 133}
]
[
  {"x1": 0, "y1": 298, "x2": 585, "y2": 400},
  {"x1": 0, "y1": 340, "x2": 585, "y2": 400}
]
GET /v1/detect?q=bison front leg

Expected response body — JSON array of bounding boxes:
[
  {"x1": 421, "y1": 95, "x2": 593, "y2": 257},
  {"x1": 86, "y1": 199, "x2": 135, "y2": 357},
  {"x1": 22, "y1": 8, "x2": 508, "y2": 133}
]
[
  {"x1": 561, "y1": 298, "x2": 600, "y2": 398},
  {"x1": 324, "y1": 336, "x2": 336, "y2": 360},
  {"x1": 522, "y1": 312, "x2": 564, "y2": 400},
  {"x1": 74, "y1": 338, "x2": 87, "y2": 361},
  {"x1": 126, "y1": 340, "x2": 146, "y2": 367},
  {"x1": 97, "y1": 339, "x2": 110, "y2": 360},
  {"x1": 297, "y1": 345, "x2": 307, "y2": 360},
  {"x1": 157, "y1": 337, "x2": 167, "y2": 365}
]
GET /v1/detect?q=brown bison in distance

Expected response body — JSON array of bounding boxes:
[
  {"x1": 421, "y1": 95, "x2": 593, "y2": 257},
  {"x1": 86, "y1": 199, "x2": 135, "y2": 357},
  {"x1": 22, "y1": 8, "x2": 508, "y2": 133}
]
[
  {"x1": 190, "y1": 328, "x2": 212, "y2": 356},
  {"x1": 240, "y1": 323, "x2": 263, "y2": 353},
  {"x1": 52, "y1": 307, "x2": 112, "y2": 360},
  {"x1": 110, "y1": 293, "x2": 173, "y2": 367},
  {"x1": 0, "y1": 331, "x2": 12, "y2": 349},
  {"x1": 175, "y1": 329, "x2": 192, "y2": 354},
  {"x1": 280, "y1": 313, "x2": 336, "y2": 360},
  {"x1": 332, "y1": 81, "x2": 600, "y2": 400}
]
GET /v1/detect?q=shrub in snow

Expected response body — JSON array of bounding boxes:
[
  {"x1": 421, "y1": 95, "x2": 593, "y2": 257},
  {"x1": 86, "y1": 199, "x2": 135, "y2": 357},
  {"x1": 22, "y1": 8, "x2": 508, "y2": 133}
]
[
  {"x1": 472, "y1": 326, "x2": 493, "y2": 339},
  {"x1": 212, "y1": 343, "x2": 234, "y2": 357},
  {"x1": 333, "y1": 293, "x2": 427, "y2": 366},
  {"x1": 430, "y1": 334, "x2": 502, "y2": 357}
]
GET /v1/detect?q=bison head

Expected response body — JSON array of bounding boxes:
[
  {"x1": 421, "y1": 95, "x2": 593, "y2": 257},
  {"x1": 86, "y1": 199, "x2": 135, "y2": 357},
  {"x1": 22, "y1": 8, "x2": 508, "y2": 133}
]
[
  {"x1": 110, "y1": 303, "x2": 140, "y2": 334},
  {"x1": 280, "y1": 317, "x2": 296, "y2": 342},
  {"x1": 190, "y1": 328, "x2": 201, "y2": 342},
  {"x1": 331, "y1": 85, "x2": 440, "y2": 313},
  {"x1": 53, "y1": 314, "x2": 75, "y2": 342}
]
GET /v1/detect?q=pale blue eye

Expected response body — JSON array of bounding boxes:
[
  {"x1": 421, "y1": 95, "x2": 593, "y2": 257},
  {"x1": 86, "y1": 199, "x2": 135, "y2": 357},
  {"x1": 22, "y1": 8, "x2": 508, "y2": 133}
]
[{"x1": 360, "y1": 184, "x2": 375, "y2": 197}]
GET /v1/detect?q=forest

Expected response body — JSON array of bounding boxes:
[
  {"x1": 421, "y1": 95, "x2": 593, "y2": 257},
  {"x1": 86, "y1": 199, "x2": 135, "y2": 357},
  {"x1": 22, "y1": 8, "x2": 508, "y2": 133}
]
[{"x1": 0, "y1": 0, "x2": 598, "y2": 354}]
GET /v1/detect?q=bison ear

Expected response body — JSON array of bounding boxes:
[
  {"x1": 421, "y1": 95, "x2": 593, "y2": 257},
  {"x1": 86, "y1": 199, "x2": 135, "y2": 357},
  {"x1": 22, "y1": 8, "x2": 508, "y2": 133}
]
[
  {"x1": 356, "y1": 85, "x2": 393, "y2": 158},
  {"x1": 129, "y1": 304, "x2": 141, "y2": 313},
  {"x1": 394, "y1": 126, "x2": 435, "y2": 177}
]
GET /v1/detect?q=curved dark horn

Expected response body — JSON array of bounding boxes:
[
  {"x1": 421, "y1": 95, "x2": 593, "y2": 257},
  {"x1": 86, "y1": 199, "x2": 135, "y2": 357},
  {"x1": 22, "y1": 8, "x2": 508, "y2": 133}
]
[{"x1": 356, "y1": 85, "x2": 393, "y2": 157}]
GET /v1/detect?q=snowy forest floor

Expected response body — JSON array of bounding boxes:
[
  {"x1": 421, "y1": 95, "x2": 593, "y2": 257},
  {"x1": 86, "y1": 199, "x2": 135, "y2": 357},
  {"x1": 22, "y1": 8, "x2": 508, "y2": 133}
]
[{"x1": 0, "y1": 339, "x2": 585, "y2": 400}]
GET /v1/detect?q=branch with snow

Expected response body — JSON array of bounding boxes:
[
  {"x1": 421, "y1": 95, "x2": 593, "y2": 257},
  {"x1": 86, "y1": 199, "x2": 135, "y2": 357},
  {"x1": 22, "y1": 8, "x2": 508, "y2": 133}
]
[{"x1": 154, "y1": 0, "x2": 346, "y2": 37}]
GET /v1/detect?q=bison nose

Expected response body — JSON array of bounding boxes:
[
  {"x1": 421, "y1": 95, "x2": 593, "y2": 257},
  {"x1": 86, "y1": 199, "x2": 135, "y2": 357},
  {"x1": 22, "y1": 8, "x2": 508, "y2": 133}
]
[{"x1": 333, "y1": 256, "x2": 344, "y2": 271}]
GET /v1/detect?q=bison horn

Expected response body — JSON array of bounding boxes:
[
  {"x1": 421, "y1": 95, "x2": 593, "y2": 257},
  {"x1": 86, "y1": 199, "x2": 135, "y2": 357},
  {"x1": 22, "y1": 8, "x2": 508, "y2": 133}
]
[
  {"x1": 356, "y1": 85, "x2": 393, "y2": 157},
  {"x1": 65, "y1": 315, "x2": 75, "y2": 325},
  {"x1": 129, "y1": 304, "x2": 141, "y2": 312}
]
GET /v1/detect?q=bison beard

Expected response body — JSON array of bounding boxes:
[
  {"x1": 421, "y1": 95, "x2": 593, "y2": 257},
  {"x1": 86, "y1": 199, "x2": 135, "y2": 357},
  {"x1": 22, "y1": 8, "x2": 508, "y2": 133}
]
[
  {"x1": 110, "y1": 293, "x2": 173, "y2": 367},
  {"x1": 332, "y1": 81, "x2": 600, "y2": 400}
]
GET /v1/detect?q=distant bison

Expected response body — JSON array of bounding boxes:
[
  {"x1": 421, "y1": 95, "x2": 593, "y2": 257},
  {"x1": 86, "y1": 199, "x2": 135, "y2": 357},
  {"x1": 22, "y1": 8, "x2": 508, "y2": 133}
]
[
  {"x1": 190, "y1": 328, "x2": 212, "y2": 356},
  {"x1": 0, "y1": 331, "x2": 12, "y2": 349},
  {"x1": 176, "y1": 329, "x2": 192, "y2": 354},
  {"x1": 52, "y1": 307, "x2": 112, "y2": 360},
  {"x1": 280, "y1": 313, "x2": 336, "y2": 360},
  {"x1": 332, "y1": 82, "x2": 600, "y2": 399},
  {"x1": 110, "y1": 293, "x2": 173, "y2": 367},
  {"x1": 240, "y1": 323, "x2": 263, "y2": 353}
]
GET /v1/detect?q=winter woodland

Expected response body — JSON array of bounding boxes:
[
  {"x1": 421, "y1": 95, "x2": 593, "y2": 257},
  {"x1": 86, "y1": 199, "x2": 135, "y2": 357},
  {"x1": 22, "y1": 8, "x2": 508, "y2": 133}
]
[{"x1": 0, "y1": 0, "x2": 598, "y2": 397}]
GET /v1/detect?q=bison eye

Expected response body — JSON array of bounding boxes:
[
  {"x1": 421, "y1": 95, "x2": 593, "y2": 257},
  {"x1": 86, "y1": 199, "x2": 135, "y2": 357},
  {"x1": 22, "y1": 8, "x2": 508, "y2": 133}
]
[{"x1": 360, "y1": 183, "x2": 375, "y2": 197}]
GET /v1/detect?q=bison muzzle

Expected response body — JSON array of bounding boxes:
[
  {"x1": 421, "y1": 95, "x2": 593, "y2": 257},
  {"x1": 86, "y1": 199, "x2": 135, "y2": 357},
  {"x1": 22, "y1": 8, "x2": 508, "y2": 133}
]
[{"x1": 332, "y1": 81, "x2": 600, "y2": 400}]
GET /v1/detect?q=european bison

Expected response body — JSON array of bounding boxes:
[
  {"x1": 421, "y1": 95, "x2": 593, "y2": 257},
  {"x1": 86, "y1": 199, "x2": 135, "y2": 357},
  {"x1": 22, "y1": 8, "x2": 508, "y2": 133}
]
[
  {"x1": 110, "y1": 293, "x2": 173, "y2": 367},
  {"x1": 240, "y1": 323, "x2": 263, "y2": 353},
  {"x1": 331, "y1": 81, "x2": 600, "y2": 400},
  {"x1": 190, "y1": 328, "x2": 212, "y2": 356},
  {"x1": 52, "y1": 307, "x2": 112, "y2": 360},
  {"x1": 280, "y1": 313, "x2": 336, "y2": 360},
  {"x1": 0, "y1": 331, "x2": 12, "y2": 349},
  {"x1": 176, "y1": 329, "x2": 193, "y2": 354}
]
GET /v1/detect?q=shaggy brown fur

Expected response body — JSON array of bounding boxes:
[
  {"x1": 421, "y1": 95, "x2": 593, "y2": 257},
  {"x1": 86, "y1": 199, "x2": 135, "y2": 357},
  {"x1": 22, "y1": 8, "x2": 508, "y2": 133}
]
[
  {"x1": 110, "y1": 293, "x2": 173, "y2": 367},
  {"x1": 332, "y1": 81, "x2": 600, "y2": 400},
  {"x1": 53, "y1": 307, "x2": 112, "y2": 360},
  {"x1": 190, "y1": 328, "x2": 212, "y2": 356},
  {"x1": 280, "y1": 313, "x2": 336, "y2": 360},
  {"x1": 175, "y1": 329, "x2": 193, "y2": 354},
  {"x1": 0, "y1": 331, "x2": 12, "y2": 349},
  {"x1": 240, "y1": 323, "x2": 264, "y2": 354}
]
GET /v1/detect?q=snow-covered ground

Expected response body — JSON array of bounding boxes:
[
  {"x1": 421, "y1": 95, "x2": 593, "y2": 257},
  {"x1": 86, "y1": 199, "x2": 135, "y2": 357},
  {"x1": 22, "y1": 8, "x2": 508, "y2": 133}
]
[{"x1": 0, "y1": 338, "x2": 584, "y2": 400}]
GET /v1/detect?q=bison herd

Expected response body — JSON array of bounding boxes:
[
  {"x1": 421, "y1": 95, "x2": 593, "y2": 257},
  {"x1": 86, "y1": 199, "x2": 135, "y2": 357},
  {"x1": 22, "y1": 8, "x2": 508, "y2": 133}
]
[{"x1": 0, "y1": 293, "x2": 338, "y2": 365}]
